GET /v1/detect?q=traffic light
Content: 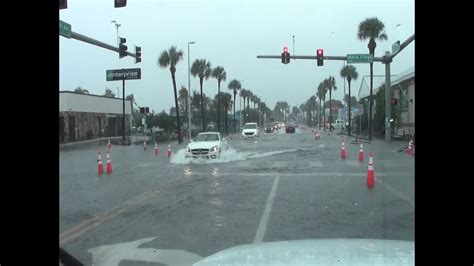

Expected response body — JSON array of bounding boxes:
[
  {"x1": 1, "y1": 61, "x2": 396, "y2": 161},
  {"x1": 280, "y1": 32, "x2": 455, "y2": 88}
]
[
  {"x1": 59, "y1": 0, "x2": 67, "y2": 9},
  {"x1": 281, "y1": 46, "x2": 290, "y2": 64},
  {"x1": 135, "y1": 46, "x2": 141, "y2": 63},
  {"x1": 317, "y1": 48, "x2": 323, "y2": 66},
  {"x1": 145, "y1": 107, "x2": 149, "y2": 113},
  {"x1": 140, "y1": 107, "x2": 145, "y2": 114},
  {"x1": 115, "y1": 0, "x2": 127, "y2": 8},
  {"x1": 119, "y1": 37, "x2": 127, "y2": 58}
]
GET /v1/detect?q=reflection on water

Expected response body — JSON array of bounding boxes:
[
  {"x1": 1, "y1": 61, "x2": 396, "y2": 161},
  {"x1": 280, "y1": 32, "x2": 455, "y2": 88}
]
[{"x1": 209, "y1": 169, "x2": 224, "y2": 234}]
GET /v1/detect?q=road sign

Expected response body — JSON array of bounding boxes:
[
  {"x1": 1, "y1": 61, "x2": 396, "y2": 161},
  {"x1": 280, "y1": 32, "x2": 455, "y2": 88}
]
[
  {"x1": 59, "y1": 20, "x2": 72, "y2": 38},
  {"x1": 106, "y1": 68, "x2": 141, "y2": 81},
  {"x1": 346, "y1": 54, "x2": 373, "y2": 64}
]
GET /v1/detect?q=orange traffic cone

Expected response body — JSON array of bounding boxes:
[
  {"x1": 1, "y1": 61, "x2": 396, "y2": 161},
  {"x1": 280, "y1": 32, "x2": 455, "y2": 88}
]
[
  {"x1": 106, "y1": 149, "x2": 112, "y2": 174},
  {"x1": 97, "y1": 150, "x2": 104, "y2": 175},
  {"x1": 167, "y1": 144, "x2": 172, "y2": 159},
  {"x1": 143, "y1": 140, "x2": 147, "y2": 151},
  {"x1": 407, "y1": 140, "x2": 413, "y2": 155},
  {"x1": 154, "y1": 142, "x2": 159, "y2": 156},
  {"x1": 107, "y1": 139, "x2": 111, "y2": 150},
  {"x1": 358, "y1": 144, "x2": 364, "y2": 161},
  {"x1": 367, "y1": 152, "x2": 375, "y2": 189},
  {"x1": 341, "y1": 140, "x2": 346, "y2": 159}
]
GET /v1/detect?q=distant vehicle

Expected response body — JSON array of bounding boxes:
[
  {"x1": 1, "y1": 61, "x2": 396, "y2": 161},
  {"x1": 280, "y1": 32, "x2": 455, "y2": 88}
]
[
  {"x1": 185, "y1": 132, "x2": 228, "y2": 159},
  {"x1": 241, "y1": 122, "x2": 260, "y2": 139},
  {"x1": 285, "y1": 124, "x2": 296, "y2": 133},
  {"x1": 264, "y1": 126, "x2": 274, "y2": 134}
]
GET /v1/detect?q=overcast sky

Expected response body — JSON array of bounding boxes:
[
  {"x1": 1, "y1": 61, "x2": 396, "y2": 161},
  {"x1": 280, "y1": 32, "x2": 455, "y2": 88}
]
[{"x1": 59, "y1": 0, "x2": 414, "y2": 113}]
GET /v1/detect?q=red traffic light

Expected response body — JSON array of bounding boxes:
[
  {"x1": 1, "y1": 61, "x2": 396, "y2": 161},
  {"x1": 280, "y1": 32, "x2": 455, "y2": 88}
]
[
  {"x1": 317, "y1": 48, "x2": 323, "y2": 56},
  {"x1": 283, "y1": 46, "x2": 288, "y2": 53}
]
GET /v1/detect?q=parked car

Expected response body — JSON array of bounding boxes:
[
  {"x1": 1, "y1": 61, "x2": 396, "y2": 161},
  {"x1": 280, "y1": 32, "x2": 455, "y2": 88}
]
[{"x1": 185, "y1": 132, "x2": 228, "y2": 159}]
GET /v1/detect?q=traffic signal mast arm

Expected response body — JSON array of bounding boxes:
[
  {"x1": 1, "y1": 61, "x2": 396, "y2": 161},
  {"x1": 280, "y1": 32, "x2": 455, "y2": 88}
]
[
  {"x1": 257, "y1": 55, "x2": 384, "y2": 62},
  {"x1": 70, "y1": 31, "x2": 139, "y2": 59}
]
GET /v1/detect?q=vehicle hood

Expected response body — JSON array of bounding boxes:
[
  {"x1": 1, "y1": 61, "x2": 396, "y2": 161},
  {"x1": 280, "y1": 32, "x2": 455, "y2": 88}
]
[
  {"x1": 242, "y1": 128, "x2": 258, "y2": 133},
  {"x1": 187, "y1": 141, "x2": 220, "y2": 150},
  {"x1": 193, "y1": 239, "x2": 414, "y2": 265}
]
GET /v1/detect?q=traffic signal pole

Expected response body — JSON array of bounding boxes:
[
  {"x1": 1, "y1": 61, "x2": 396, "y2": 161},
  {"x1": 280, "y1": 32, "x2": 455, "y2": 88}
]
[
  {"x1": 257, "y1": 34, "x2": 414, "y2": 142},
  {"x1": 70, "y1": 31, "x2": 138, "y2": 59}
]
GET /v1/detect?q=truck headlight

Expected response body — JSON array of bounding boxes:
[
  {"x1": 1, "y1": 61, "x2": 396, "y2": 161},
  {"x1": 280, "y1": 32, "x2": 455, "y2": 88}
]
[{"x1": 210, "y1": 145, "x2": 218, "y2": 152}]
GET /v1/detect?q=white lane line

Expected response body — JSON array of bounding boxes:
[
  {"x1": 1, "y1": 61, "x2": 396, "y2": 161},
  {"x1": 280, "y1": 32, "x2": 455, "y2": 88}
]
[
  {"x1": 380, "y1": 182, "x2": 414, "y2": 209},
  {"x1": 253, "y1": 175, "x2": 280, "y2": 243},
  {"x1": 187, "y1": 172, "x2": 412, "y2": 177}
]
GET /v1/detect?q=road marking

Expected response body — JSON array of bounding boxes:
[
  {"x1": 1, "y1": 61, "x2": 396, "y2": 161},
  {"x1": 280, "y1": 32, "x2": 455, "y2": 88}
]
[
  {"x1": 380, "y1": 182, "x2": 415, "y2": 209},
  {"x1": 186, "y1": 172, "x2": 412, "y2": 177},
  {"x1": 89, "y1": 237, "x2": 202, "y2": 266},
  {"x1": 253, "y1": 174, "x2": 280, "y2": 243},
  {"x1": 60, "y1": 177, "x2": 189, "y2": 245}
]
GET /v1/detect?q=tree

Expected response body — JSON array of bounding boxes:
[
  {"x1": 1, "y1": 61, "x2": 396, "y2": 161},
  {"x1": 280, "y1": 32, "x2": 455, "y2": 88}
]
[
  {"x1": 221, "y1": 92, "x2": 233, "y2": 134},
  {"x1": 240, "y1": 89, "x2": 247, "y2": 123},
  {"x1": 340, "y1": 64, "x2": 359, "y2": 135},
  {"x1": 158, "y1": 46, "x2": 184, "y2": 143},
  {"x1": 317, "y1": 83, "x2": 326, "y2": 128},
  {"x1": 324, "y1": 76, "x2": 337, "y2": 130},
  {"x1": 191, "y1": 59, "x2": 212, "y2": 130},
  {"x1": 74, "y1": 87, "x2": 89, "y2": 94},
  {"x1": 178, "y1": 86, "x2": 189, "y2": 122},
  {"x1": 211, "y1": 66, "x2": 226, "y2": 133},
  {"x1": 358, "y1": 17, "x2": 388, "y2": 140},
  {"x1": 103, "y1": 88, "x2": 115, "y2": 98},
  {"x1": 227, "y1": 79, "x2": 241, "y2": 132},
  {"x1": 158, "y1": 111, "x2": 172, "y2": 134},
  {"x1": 246, "y1": 90, "x2": 253, "y2": 122}
]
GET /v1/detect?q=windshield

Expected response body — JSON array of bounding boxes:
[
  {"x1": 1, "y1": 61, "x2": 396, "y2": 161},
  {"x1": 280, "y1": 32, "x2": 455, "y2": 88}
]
[
  {"x1": 194, "y1": 133, "x2": 219, "y2": 142},
  {"x1": 243, "y1": 124, "x2": 257, "y2": 129},
  {"x1": 60, "y1": 1, "x2": 414, "y2": 265}
]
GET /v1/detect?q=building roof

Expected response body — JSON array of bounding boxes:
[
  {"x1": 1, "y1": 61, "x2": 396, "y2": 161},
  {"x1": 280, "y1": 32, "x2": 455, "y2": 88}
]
[
  {"x1": 391, "y1": 66, "x2": 414, "y2": 87},
  {"x1": 357, "y1": 75, "x2": 391, "y2": 99},
  {"x1": 59, "y1": 91, "x2": 132, "y2": 114}
]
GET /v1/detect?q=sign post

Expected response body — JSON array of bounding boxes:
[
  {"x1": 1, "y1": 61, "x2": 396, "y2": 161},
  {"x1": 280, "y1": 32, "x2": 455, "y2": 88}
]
[{"x1": 107, "y1": 68, "x2": 141, "y2": 144}]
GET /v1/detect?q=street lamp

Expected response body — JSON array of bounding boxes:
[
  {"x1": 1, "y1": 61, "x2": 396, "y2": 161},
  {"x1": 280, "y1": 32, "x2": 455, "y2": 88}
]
[
  {"x1": 111, "y1": 20, "x2": 121, "y2": 47},
  {"x1": 187, "y1": 41, "x2": 196, "y2": 140}
]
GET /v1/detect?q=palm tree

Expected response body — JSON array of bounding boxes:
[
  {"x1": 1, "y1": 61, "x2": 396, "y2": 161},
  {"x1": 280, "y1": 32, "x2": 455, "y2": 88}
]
[
  {"x1": 317, "y1": 82, "x2": 327, "y2": 129},
  {"x1": 281, "y1": 101, "x2": 289, "y2": 123},
  {"x1": 227, "y1": 79, "x2": 241, "y2": 132},
  {"x1": 221, "y1": 92, "x2": 233, "y2": 134},
  {"x1": 74, "y1": 86, "x2": 89, "y2": 94},
  {"x1": 103, "y1": 88, "x2": 115, "y2": 98},
  {"x1": 309, "y1": 95, "x2": 316, "y2": 127},
  {"x1": 158, "y1": 46, "x2": 184, "y2": 143},
  {"x1": 340, "y1": 65, "x2": 359, "y2": 136},
  {"x1": 358, "y1": 17, "x2": 388, "y2": 140},
  {"x1": 246, "y1": 90, "x2": 253, "y2": 122},
  {"x1": 324, "y1": 76, "x2": 337, "y2": 130},
  {"x1": 211, "y1": 66, "x2": 226, "y2": 133},
  {"x1": 240, "y1": 89, "x2": 247, "y2": 123},
  {"x1": 191, "y1": 59, "x2": 212, "y2": 131},
  {"x1": 178, "y1": 86, "x2": 189, "y2": 129}
]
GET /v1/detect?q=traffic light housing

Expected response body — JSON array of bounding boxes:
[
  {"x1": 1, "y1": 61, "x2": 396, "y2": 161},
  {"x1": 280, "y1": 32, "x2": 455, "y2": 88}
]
[
  {"x1": 140, "y1": 107, "x2": 145, "y2": 114},
  {"x1": 145, "y1": 107, "x2": 149, "y2": 113},
  {"x1": 281, "y1": 46, "x2": 290, "y2": 64},
  {"x1": 317, "y1": 48, "x2": 323, "y2": 66},
  {"x1": 115, "y1": 0, "x2": 127, "y2": 8},
  {"x1": 119, "y1": 37, "x2": 127, "y2": 58},
  {"x1": 135, "y1": 46, "x2": 141, "y2": 63},
  {"x1": 59, "y1": 0, "x2": 67, "y2": 9}
]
